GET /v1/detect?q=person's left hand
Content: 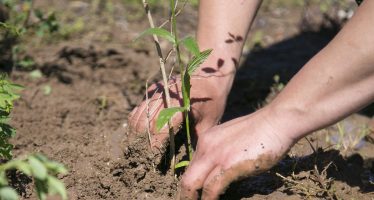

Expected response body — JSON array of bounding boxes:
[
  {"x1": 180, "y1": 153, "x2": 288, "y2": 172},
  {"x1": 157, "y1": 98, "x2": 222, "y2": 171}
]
[{"x1": 178, "y1": 108, "x2": 295, "y2": 200}]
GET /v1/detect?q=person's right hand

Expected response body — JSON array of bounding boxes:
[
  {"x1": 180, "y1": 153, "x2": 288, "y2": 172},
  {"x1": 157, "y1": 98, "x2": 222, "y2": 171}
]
[
  {"x1": 128, "y1": 75, "x2": 230, "y2": 148},
  {"x1": 178, "y1": 107, "x2": 295, "y2": 200}
]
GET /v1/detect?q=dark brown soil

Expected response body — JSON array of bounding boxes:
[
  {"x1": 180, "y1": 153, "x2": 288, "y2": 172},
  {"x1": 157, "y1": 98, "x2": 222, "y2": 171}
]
[{"x1": 2, "y1": 0, "x2": 374, "y2": 199}]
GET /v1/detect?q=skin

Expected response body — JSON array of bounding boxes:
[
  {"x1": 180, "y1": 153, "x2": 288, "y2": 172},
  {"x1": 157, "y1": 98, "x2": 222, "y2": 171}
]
[
  {"x1": 180, "y1": 0, "x2": 374, "y2": 199},
  {"x1": 129, "y1": 0, "x2": 374, "y2": 199},
  {"x1": 128, "y1": 0, "x2": 261, "y2": 147}
]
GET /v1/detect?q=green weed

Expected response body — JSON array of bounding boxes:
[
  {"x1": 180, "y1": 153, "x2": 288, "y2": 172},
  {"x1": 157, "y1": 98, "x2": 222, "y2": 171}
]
[
  {"x1": 0, "y1": 74, "x2": 22, "y2": 159},
  {"x1": 0, "y1": 154, "x2": 68, "y2": 200},
  {"x1": 0, "y1": 75, "x2": 67, "y2": 200}
]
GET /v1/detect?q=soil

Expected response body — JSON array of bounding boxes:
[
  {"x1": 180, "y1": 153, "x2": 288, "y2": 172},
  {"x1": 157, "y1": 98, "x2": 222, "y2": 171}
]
[{"x1": 2, "y1": 0, "x2": 374, "y2": 199}]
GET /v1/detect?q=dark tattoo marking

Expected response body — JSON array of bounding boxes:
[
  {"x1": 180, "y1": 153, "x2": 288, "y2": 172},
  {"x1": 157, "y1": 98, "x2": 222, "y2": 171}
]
[
  {"x1": 235, "y1": 36, "x2": 243, "y2": 41},
  {"x1": 228, "y1": 32, "x2": 235, "y2": 39},
  {"x1": 202, "y1": 67, "x2": 217, "y2": 73},
  {"x1": 226, "y1": 32, "x2": 244, "y2": 44},
  {"x1": 217, "y1": 58, "x2": 224, "y2": 68},
  {"x1": 225, "y1": 39, "x2": 234, "y2": 43}
]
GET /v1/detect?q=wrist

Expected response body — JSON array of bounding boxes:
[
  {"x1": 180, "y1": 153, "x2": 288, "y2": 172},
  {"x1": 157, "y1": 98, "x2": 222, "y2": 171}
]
[{"x1": 264, "y1": 102, "x2": 313, "y2": 143}]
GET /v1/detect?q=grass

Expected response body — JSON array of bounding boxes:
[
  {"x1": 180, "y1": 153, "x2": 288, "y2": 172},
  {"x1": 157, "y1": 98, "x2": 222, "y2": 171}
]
[
  {"x1": 325, "y1": 122, "x2": 370, "y2": 154},
  {"x1": 276, "y1": 162, "x2": 339, "y2": 200}
]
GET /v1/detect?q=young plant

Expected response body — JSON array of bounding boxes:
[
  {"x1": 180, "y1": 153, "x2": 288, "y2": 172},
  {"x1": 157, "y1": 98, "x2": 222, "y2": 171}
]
[
  {"x1": 138, "y1": 0, "x2": 212, "y2": 171},
  {"x1": 0, "y1": 154, "x2": 68, "y2": 200},
  {"x1": 1, "y1": 0, "x2": 60, "y2": 69},
  {"x1": 0, "y1": 75, "x2": 67, "y2": 200},
  {"x1": 0, "y1": 74, "x2": 22, "y2": 159}
]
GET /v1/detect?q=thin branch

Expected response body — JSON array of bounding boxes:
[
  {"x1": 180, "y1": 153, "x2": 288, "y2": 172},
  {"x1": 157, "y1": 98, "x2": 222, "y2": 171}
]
[
  {"x1": 158, "y1": 0, "x2": 188, "y2": 28},
  {"x1": 145, "y1": 80, "x2": 153, "y2": 151},
  {"x1": 305, "y1": 137, "x2": 317, "y2": 154},
  {"x1": 142, "y1": 0, "x2": 175, "y2": 173}
]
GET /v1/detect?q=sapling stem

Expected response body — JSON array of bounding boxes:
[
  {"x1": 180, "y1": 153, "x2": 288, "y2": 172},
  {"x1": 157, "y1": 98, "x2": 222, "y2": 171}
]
[
  {"x1": 145, "y1": 80, "x2": 153, "y2": 151},
  {"x1": 170, "y1": 0, "x2": 194, "y2": 161},
  {"x1": 142, "y1": 0, "x2": 176, "y2": 173}
]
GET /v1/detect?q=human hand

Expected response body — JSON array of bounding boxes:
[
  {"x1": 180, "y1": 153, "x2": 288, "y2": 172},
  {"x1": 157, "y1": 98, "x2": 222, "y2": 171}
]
[
  {"x1": 178, "y1": 108, "x2": 295, "y2": 200},
  {"x1": 128, "y1": 76, "x2": 229, "y2": 148}
]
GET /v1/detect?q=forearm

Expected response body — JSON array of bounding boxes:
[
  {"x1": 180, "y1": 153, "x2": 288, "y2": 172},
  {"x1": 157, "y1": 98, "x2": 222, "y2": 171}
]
[
  {"x1": 268, "y1": 0, "x2": 374, "y2": 141},
  {"x1": 194, "y1": 0, "x2": 262, "y2": 93}
]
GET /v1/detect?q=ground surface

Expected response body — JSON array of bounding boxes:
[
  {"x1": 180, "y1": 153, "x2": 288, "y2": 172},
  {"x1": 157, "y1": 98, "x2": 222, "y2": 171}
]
[{"x1": 2, "y1": 0, "x2": 374, "y2": 199}]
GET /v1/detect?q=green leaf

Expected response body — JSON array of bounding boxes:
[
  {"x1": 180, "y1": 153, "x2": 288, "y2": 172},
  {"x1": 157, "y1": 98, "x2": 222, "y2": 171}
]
[
  {"x1": 175, "y1": 161, "x2": 190, "y2": 169},
  {"x1": 35, "y1": 179, "x2": 48, "y2": 200},
  {"x1": 0, "y1": 172, "x2": 8, "y2": 185},
  {"x1": 6, "y1": 84, "x2": 24, "y2": 91},
  {"x1": 17, "y1": 57, "x2": 35, "y2": 69},
  {"x1": 28, "y1": 156, "x2": 47, "y2": 180},
  {"x1": 44, "y1": 161, "x2": 68, "y2": 174},
  {"x1": 33, "y1": 154, "x2": 48, "y2": 162},
  {"x1": 135, "y1": 28, "x2": 176, "y2": 44},
  {"x1": 0, "y1": 187, "x2": 19, "y2": 200},
  {"x1": 156, "y1": 107, "x2": 185, "y2": 131},
  {"x1": 34, "y1": 9, "x2": 44, "y2": 20},
  {"x1": 47, "y1": 176, "x2": 67, "y2": 200},
  {"x1": 42, "y1": 85, "x2": 52, "y2": 95},
  {"x1": 180, "y1": 36, "x2": 200, "y2": 56},
  {"x1": 187, "y1": 49, "x2": 213, "y2": 75},
  {"x1": 0, "y1": 93, "x2": 13, "y2": 101},
  {"x1": 29, "y1": 70, "x2": 43, "y2": 79},
  {"x1": 33, "y1": 154, "x2": 68, "y2": 174},
  {"x1": 13, "y1": 161, "x2": 32, "y2": 176}
]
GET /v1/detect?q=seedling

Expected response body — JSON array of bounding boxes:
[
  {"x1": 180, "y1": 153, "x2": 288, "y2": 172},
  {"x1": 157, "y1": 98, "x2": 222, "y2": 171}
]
[
  {"x1": 0, "y1": 154, "x2": 68, "y2": 200},
  {"x1": 0, "y1": 74, "x2": 23, "y2": 159},
  {"x1": 0, "y1": 75, "x2": 67, "y2": 200},
  {"x1": 138, "y1": 0, "x2": 212, "y2": 172}
]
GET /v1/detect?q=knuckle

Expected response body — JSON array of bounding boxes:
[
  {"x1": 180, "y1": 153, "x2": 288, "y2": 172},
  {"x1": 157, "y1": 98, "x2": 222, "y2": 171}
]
[
  {"x1": 180, "y1": 176, "x2": 193, "y2": 189},
  {"x1": 197, "y1": 135, "x2": 209, "y2": 148}
]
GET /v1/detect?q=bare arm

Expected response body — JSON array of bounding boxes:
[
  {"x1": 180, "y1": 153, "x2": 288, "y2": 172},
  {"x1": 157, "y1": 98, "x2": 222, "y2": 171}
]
[
  {"x1": 270, "y1": 0, "x2": 374, "y2": 141},
  {"x1": 180, "y1": 1, "x2": 374, "y2": 199},
  {"x1": 195, "y1": 0, "x2": 262, "y2": 92}
]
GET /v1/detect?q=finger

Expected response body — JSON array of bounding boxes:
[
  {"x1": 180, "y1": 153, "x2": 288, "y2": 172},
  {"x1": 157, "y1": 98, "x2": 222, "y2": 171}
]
[
  {"x1": 132, "y1": 84, "x2": 165, "y2": 128},
  {"x1": 201, "y1": 166, "x2": 225, "y2": 200},
  {"x1": 179, "y1": 154, "x2": 216, "y2": 200},
  {"x1": 128, "y1": 106, "x2": 138, "y2": 123},
  {"x1": 135, "y1": 98, "x2": 163, "y2": 133},
  {"x1": 128, "y1": 106, "x2": 140, "y2": 131},
  {"x1": 202, "y1": 162, "x2": 249, "y2": 200},
  {"x1": 202, "y1": 156, "x2": 275, "y2": 199}
]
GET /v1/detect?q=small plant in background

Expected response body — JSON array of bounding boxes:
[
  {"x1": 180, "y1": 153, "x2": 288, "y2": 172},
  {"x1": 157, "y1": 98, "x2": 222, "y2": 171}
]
[
  {"x1": 1, "y1": 0, "x2": 60, "y2": 37},
  {"x1": 263, "y1": 75, "x2": 285, "y2": 106},
  {"x1": 138, "y1": 0, "x2": 211, "y2": 172},
  {"x1": 1, "y1": 0, "x2": 60, "y2": 70},
  {"x1": 0, "y1": 154, "x2": 67, "y2": 200},
  {"x1": 325, "y1": 122, "x2": 370, "y2": 154},
  {"x1": 0, "y1": 75, "x2": 22, "y2": 159},
  {"x1": 0, "y1": 75, "x2": 67, "y2": 200}
]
